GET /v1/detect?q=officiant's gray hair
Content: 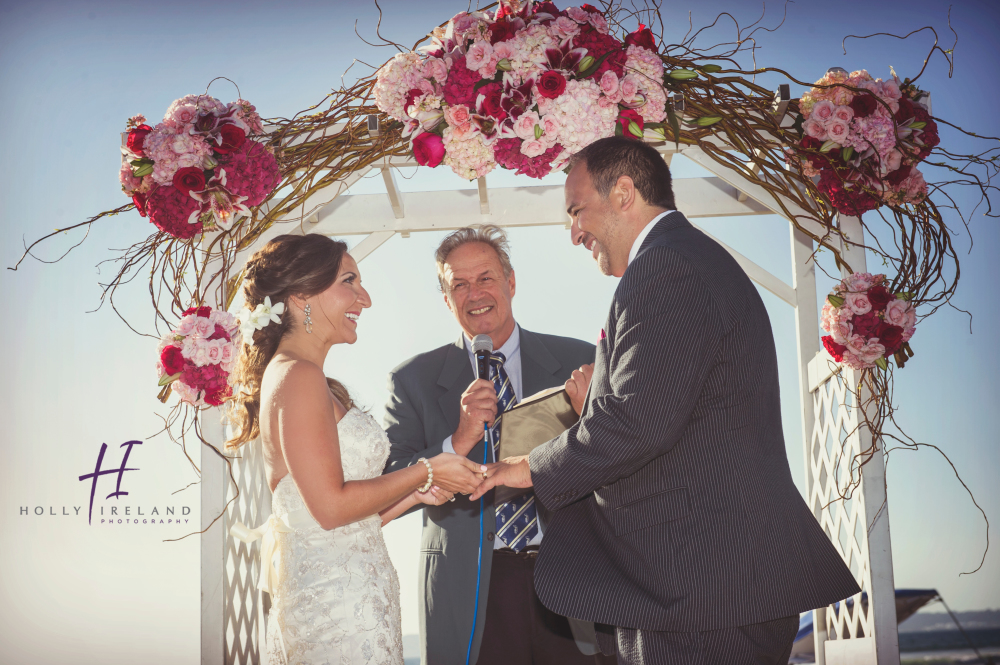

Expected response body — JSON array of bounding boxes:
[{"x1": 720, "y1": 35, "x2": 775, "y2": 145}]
[{"x1": 435, "y1": 224, "x2": 514, "y2": 293}]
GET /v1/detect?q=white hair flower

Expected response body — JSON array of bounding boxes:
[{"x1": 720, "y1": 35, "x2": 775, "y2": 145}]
[{"x1": 238, "y1": 296, "x2": 285, "y2": 346}]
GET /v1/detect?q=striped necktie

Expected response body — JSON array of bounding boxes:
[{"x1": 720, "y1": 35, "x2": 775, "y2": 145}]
[{"x1": 489, "y1": 352, "x2": 538, "y2": 551}]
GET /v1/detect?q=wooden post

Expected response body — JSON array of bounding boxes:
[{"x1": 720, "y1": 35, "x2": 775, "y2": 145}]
[
  {"x1": 790, "y1": 226, "x2": 826, "y2": 663},
  {"x1": 835, "y1": 215, "x2": 900, "y2": 664}
]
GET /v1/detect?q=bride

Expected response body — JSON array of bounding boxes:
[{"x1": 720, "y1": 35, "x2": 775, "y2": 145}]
[{"x1": 226, "y1": 234, "x2": 485, "y2": 664}]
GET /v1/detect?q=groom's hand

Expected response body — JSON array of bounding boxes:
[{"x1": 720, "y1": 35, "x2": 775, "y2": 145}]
[
  {"x1": 564, "y1": 363, "x2": 594, "y2": 415},
  {"x1": 470, "y1": 455, "x2": 533, "y2": 500},
  {"x1": 452, "y1": 379, "x2": 498, "y2": 456}
]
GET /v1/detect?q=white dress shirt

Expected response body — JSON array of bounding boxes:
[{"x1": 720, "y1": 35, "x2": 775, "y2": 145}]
[
  {"x1": 441, "y1": 323, "x2": 542, "y2": 548},
  {"x1": 627, "y1": 210, "x2": 675, "y2": 267}
]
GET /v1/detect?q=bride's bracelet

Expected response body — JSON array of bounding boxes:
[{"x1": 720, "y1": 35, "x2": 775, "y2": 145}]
[{"x1": 416, "y1": 457, "x2": 433, "y2": 493}]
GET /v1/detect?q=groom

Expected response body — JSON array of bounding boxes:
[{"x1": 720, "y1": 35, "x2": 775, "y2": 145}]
[{"x1": 473, "y1": 137, "x2": 861, "y2": 664}]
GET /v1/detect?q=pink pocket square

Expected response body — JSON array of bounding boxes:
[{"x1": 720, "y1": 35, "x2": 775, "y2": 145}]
[{"x1": 599, "y1": 328, "x2": 606, "y2": 342}]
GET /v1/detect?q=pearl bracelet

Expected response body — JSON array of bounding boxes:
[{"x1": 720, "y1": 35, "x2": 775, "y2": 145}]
[{"x1": 417, "y1": 457, "x2": 433, "y2": 493}]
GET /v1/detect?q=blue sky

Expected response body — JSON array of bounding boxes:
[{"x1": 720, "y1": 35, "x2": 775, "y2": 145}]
[{"x1": 1, "y1": 0, "x2": 997, "y2": 662}]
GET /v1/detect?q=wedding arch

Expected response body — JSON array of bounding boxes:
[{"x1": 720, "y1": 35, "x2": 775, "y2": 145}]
[{"x1": 10, "y1": 2, "x2": 995, "y2": 664}]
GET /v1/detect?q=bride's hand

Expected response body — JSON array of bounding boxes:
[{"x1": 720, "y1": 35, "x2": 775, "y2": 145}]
[
  {"x1": 428, "y1": 453, "x2": 487, "y2": 495},
  {"x1": 414, "y1": 485, "x2": 455, "y2": 506}
]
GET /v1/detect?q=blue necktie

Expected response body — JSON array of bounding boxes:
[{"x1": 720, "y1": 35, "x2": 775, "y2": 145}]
[{"x1": 489, "y1": 352, "x2": 538, "y2": 551}]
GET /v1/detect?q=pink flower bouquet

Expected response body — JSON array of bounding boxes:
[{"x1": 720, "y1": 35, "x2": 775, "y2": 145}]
[
  {"x1": 156, "y1": 306, "x2": 240, "y2": 407},
  {"x1": 120, "y1": 95, "x2": 280, "y2": 239},
  {"x1": 789, "y1": 69, "x2": 939, "y2": 216},
  {"x1": 821, "y1": 272, "x2": 917, "y2": 370},
  {"x1": 373, "y1": 1, "x2": 668, "y2": 180}
]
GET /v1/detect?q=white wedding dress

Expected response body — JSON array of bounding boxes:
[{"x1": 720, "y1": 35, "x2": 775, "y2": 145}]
[{"x1": 264, "y1": 406, "x2": 404, "y2": 665}]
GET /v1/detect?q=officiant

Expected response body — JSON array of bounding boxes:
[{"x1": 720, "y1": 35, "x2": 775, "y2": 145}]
[{"x1": 383, "y1": 225, "x2": 609, "y2": 665}]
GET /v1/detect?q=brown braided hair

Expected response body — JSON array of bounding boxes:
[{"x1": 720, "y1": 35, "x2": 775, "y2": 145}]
[{"x1": 226, "y1": 234, "x2": 353, "y2": 449}]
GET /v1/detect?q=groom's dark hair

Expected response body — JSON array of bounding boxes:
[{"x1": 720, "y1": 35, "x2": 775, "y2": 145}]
[{"x1": 569, "y1": 136, "x2": 675, "y2": 211}]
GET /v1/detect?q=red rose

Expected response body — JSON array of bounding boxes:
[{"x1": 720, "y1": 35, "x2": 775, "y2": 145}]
[
  {"x1": 172, "y1": 167, "x2": 206, "y2": 197},
  {"x1": 580, "y1": 4, "x2": 601, "y2": 12},
  {"x1": 884, "y1": 165, "x2": 912, "y2": 188},
  {"x1": 867, "y1": 285, "x2": 893, "y2": 311},
  {"x1": 127, "y1": 124, "x2": 152, "y2": 156},
  {"x1": 852, "y1": 310, "x2": 880, "y2": 338},
  {"x1": 533, "y1": 1, "x2": 560, "y2": 15},
  {"x1": 412, "y1": 132, "x2": 445, "y2": 168},
  {"x1": 617, "y1": 109, "x2": 644, "y2": 139},
  {"x1": 849, "y1": 93, "x2": 878, "y2": 119},
  {"x1": 213, "y1": 124, "x2": 246, "y2": 155},
  {"x1": 404, "y1": 88, "x2": 423, "y2": 113},
  {"x1": 894, "y1": 98, "x2": 916, "y2": 123},
  {"x1": 822, "y1": 336, "x2": 846, "y2": 363},
  {"x1": 488, "y1": 19, "x2": 518, "y2": 44},
  {"x1": 624, "y1": 23, "x2": 656, "y2": 50},
  {"x1": 537, "y1": 71, "x2": 567, "y2": 99},
  {"x1": 477, "y1": 82, "x2": 506, "y2": 121},
  {"x1": 160, "y1": 345, "x2": 185, "y2": 376},
  {"x1": 182, "y1": 306, "x2": 213, "y2": 317},
  {"x1": 133, "y1": 192, "x2": 148, "y2": 217},
  {"x1": 874, "y1": 321, "x2": 904, "y2": 355}
]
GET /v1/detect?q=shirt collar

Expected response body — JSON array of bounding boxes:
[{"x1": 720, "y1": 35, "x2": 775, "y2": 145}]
[
  {"x1": 627, "y1": 210, "x2": 674, "y2": 266},
  {"x1": 463, "y1": 322, "x2": 520, "y2": 360}
]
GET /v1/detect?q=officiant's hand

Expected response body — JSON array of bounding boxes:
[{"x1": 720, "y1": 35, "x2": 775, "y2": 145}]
[
  {"x1": 452, "y1": 378, "x2": 499, "y2": 456},
  {"x1": 470, "y1": 455, "x2": 533, "y2": 500},
  {"x1": 564, "y1": 363, "x2": 594, "y2": 415}
]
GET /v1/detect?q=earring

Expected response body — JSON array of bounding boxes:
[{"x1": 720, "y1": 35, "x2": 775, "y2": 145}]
[{"x1": 304, "y1": 303, "x2": 313, "y2": 334}]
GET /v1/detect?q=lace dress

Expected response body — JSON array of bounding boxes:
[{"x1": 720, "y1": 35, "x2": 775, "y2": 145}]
[{"x1": 265, "y1": 407, "x2": 404, "y2": 665}]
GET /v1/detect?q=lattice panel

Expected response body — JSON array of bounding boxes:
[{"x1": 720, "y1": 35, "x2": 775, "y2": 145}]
[
  {"x1": 808, "y1": 366, "x2": 874, "y2": 645},
  {"x1": 221, "y1": 427, "x2": 272, "y2": 665}
]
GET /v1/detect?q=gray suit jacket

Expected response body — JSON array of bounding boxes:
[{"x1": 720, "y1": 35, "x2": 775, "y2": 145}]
[
  {"x1": 384, "y1": 328, "x2": 595, "y2": 665},
  {"x1": 530, "y1": 212, "x2": 860, "y2": 634}
]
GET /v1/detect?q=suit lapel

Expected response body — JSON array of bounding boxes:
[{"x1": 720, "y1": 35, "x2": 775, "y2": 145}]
[
  {"x1": 437, "y1": 334, "x2": 474, "y2": 434},
  {"x1": 519, "y1": 328, "x2": 562, "y2": 399}
]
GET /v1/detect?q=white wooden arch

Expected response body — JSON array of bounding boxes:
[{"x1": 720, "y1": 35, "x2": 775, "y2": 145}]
[{"x1": 198, "y1": 99, "x2": 902, "y2": 665}]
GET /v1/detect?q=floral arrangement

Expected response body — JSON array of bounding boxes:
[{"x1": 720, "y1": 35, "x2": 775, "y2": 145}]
[
  {"x1": 374, "y1": 1, "x2": 670, "y2": 180},
  {"x1": 820, "y1": 272, "x2": 917, "y2": 370},
  {"x1": 156, "y1": 306, "x2": 240, "y2": 406},
  {"x1": 789, "y1": 69, "x2": 940, "y2": 216},
  {"x1": 120, "y1": 95, "x2": 281, "y2": 239}
]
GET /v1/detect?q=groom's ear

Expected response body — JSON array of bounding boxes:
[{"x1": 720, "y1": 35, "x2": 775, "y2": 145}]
[
  {"x1": 442, "y1": 292, "x2": 454, "y2": 314},
  {"x1": 508, "y1": 269, "x2": 516, "y2": 299}
]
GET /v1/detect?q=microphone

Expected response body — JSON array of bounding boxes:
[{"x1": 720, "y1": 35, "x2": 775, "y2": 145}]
[{"x1": 472, "y1": 334, "x2": 493, "y2": 382}]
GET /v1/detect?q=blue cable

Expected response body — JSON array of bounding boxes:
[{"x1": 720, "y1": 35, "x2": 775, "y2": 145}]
[{"x1": 464, "y1": 422, "x2": 490, "y2": 665}]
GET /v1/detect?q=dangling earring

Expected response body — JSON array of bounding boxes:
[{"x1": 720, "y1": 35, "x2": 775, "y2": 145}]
[{"x1": 304, "y1": 303, "x2": 313, "y2": 334}]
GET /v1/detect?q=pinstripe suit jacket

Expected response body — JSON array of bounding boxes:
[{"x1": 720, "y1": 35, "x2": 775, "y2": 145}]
[{"x1": 529, "y1": 211, "x2": 860, "y2": 633}]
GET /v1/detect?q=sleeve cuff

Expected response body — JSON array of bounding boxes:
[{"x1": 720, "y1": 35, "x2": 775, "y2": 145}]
[{"x1": 442, "y1": 435, "x2": 456, "y2": 455}]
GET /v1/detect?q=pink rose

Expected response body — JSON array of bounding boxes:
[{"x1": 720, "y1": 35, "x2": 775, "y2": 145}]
[
  {"x1": 588, "y1": 13, "x2": 609, "y2": 34},
  {"x1": 445, "y1": 104, "x2": 473, "y2": 133},
  {"x1": 846, "y1": 272, "x2": 876, "y2": 292},
  {"x1": 858, "y1": 339, "x2": 887, "y2": 365},
  {"x1": 566, "y1": 6, "x2": 589, "y2": 22},
  {"x1": 205, "y1": 340, "x2": 224, "y2": 365},
  {"x1": 812, "y1": 100, "x2": 836, "y2": 123},
  {"x1": 826, "y1": 119, "x2": 850, "y2": 143},
  {"x1": 170, "y1": 104, "x2": 198, "y2": 126},
  {"x1": 493, "y1": 41, "x2": 516, "y2": 61},
  {"x1": 513, "y1": 111, "x2": 541, "y2": 141},
  {"x1": 466, "y1": 40, "x2": 494, "y2": 72},
  {"x1": 619, "y1": 74, "x2": 639, "y2": 102},
  {"x1": 845, "y1": 292, "x2": 872, "y2": 315},
  {"x1": 520, "y1": 139, "x2": 547, "y2": 158},
  {"x1": 880, "y1": 80, "x2": 902, "y2": 101},
  {"x1": 599, "y1": 70, "x2": 619, "y2": 97},
  {"x1": 803, "y1": 118, "x2": 828, "y2": 141},
  {"x1": 478, "y1": 54, "x2": 500, "y2": 79},
  {"x1": 551, "y1": 16, "x2": 581, "y2": 41},
  {"x1": 541, "y1": 114, "x2": 561, "y2": 140},
  {"x1": 884, "y1": 298, "x2": 916, "y2": 330},
  {"x1": 845, "y1": 333, "x2": 867, "y2": 357},
  {"x1": 193, "y1": 318, "x2": 214, "y2": 338},
  {"x1": 885, "y1": 148, "x2": 903, "y2": 173},
  {"x1": 833, "y1": 105, "x2": 854, "y2": 123},
  {"x1": 423, "y1": 58, "x2": 449, "y2": 84},
  {"x1": 830, "y1": 319, "x2": 853, "y2": 345}
]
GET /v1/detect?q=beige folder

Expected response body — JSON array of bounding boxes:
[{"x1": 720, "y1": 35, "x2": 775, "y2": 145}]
[{"x1": 495, "y1": 386, "x2": 578, "y2": 504}]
